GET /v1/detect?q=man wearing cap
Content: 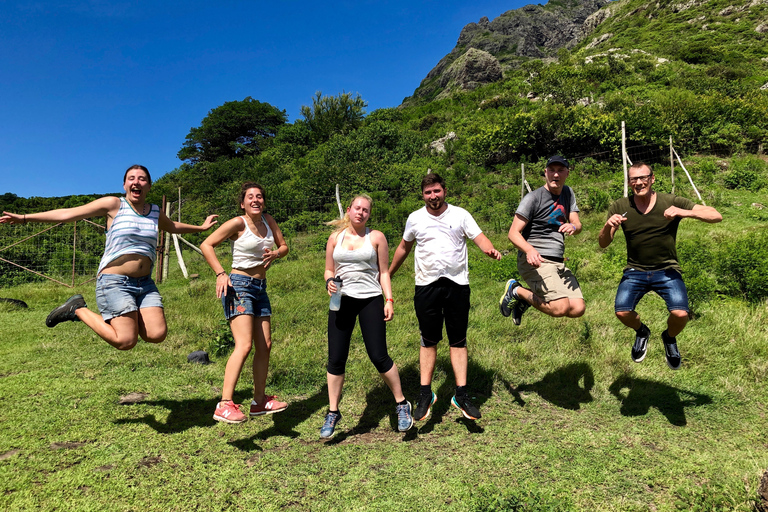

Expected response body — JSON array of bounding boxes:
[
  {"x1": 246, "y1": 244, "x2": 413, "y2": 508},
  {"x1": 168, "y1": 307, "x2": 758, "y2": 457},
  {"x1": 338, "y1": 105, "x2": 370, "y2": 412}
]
[
  {"x1": 499, "y1": 155, "x2": 585, "y2": 325},
  {"x1": 598, "y1": 162, "x2": 722, "y2": 370}
]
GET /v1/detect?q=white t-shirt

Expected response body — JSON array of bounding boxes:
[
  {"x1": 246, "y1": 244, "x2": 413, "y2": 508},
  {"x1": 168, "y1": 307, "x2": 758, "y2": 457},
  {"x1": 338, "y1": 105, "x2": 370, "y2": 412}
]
[{"x1": 403, "y1": 204, "x2": 482, "y2": 286}]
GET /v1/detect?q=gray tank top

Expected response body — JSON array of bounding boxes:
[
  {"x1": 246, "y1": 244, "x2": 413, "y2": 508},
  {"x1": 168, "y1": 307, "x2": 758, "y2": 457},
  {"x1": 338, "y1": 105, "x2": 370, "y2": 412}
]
[{"x1": 332, "y1": 229, "x2": 381, "y2": 299}]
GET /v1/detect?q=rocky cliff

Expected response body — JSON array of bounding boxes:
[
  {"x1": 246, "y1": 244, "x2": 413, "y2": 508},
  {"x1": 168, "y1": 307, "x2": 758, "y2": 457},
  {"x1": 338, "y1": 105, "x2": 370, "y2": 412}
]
[{"x1": 407, "y1": 0, "x2": 612, "y2": 103}]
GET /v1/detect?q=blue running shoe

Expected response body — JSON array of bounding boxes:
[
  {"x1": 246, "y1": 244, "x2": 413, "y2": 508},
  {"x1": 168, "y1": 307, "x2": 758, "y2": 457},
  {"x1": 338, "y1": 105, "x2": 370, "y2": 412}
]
[
  {"x1": 396, "y1": 401, "x2": 414, "y2": 432},
  {"x1": 320, "y1": 411, "x2": 342, "y2": 439}
]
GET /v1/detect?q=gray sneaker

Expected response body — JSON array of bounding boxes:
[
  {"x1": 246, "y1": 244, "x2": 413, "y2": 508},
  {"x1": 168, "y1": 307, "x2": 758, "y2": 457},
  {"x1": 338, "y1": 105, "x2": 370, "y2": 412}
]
[
  {"x1": 320, "y1": 411, "x2": 342, "y2": 439},
  {"x1": 46, "y1": 295, "x2": 86, "y2": 328},
  {"x1": 396, "y1": 401, "x2": 414, "y2": 432},
  {"x1": 631, "y1": 324, "x2": 650, "y2": 363},
  {"x1": 499, "y1": 279, "x2": 519, "y2": 317}
]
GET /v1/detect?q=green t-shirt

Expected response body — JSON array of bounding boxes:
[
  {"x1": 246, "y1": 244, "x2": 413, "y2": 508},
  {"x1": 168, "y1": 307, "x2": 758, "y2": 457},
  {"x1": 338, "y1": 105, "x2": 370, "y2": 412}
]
[{"x1": 607, "y1": 193, "x2": 696, "y2": 272}]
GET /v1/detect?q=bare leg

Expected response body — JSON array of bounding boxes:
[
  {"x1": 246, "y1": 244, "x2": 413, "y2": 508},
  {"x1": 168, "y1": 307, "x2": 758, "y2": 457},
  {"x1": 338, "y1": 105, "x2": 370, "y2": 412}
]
[
  {"x1": 221, "y1": 315, "x2": 254, "y2": 402},
  {"x1": 615, "y1": 310, "x2": 643, "y2": 331},
  {"x1": 75, "y1": 308, "x2": 139, "y2": 350},
  {"x1": 449, "y1": 346, "x2": 468, "y2": 387},
  {"x1": 419, "y1": 345, "x2": 437, "y2": 386},
  {"x1": 136, "y1": 307, "x2": 167, "y2": 343},
  {"x1": 515, "y1": 288, "x2": 584, "y2": 318},
  {"x1": 251, "y1": 316, "x2": 272, "y2": 404},
  {"x1": 379, "y1": 363, "x2": 405, "y2": 403},
  {"x1": 667, "y1": 310, "x2": 689, "y2": 337},
  {"x1": 327, "y1": 373, "x2": 345, "y2": 410}
]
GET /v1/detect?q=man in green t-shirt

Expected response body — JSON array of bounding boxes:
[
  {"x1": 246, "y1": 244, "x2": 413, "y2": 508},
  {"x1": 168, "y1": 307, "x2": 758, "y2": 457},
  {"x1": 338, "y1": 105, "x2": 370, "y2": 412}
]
[{"x1": 598, "y1": 162, "x2": 722, "y2": 370}]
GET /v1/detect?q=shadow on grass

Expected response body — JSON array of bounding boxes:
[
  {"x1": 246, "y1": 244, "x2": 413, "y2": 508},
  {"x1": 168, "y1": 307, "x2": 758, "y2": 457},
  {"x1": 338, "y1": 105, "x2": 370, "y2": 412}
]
[
  {"x1": 414, "y1": 356, "x2": 494, "y2": 436},
  {"x1": 114, "y1": 398, "x2": 219, "y2": 433},
  {"x1": 507, "y1": 362, "x2": 595, "y2": 411},
  {"x1": 608, "y1": 374, "x2": 713, "y2": 426}
]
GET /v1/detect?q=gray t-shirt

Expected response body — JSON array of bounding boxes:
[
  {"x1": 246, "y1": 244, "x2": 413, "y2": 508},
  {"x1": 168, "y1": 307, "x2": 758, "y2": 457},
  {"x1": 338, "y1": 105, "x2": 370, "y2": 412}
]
[{"x1": 515, "y1": 186, "x2": 579, "y2": 260}]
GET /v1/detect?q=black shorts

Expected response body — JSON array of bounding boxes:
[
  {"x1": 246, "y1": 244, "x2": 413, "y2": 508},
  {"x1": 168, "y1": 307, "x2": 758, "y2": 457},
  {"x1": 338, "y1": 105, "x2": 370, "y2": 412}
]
[{"x1": 413, "y1": 277, "x2": 470, "y2": 347}]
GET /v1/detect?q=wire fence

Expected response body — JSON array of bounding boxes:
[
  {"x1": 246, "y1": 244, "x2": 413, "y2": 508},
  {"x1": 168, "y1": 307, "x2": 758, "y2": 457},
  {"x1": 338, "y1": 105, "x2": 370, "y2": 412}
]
[{"x1": 0, "y1": 137, "x2": 739, "y2": 288}]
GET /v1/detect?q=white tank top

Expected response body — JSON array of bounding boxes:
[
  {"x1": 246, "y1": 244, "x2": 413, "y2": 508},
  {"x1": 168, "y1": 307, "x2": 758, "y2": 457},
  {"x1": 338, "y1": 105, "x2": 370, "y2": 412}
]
[
  {"x1": 333, "y1": 229, "x2": 381, "y2": 299},
  {"x1": 231, "y1": 216, "x2": 274, "y2": 270}
]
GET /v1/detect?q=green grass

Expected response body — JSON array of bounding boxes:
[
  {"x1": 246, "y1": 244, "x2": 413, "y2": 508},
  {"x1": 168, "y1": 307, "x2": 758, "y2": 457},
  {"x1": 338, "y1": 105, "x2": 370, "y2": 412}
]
[{"x1": 1, "y1": 196, "x2": 767, "y2": 511}]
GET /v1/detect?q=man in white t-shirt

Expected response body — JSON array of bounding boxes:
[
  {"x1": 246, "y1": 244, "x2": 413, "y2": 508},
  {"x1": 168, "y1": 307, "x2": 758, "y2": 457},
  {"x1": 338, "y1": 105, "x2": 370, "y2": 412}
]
[{"x1": 390, "y1": 173, "x2": 501, "y2": 422}]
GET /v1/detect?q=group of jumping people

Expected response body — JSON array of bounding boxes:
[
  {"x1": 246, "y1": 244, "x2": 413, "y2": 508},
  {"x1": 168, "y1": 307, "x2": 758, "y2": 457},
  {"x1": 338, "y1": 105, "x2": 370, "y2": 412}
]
[{"x1": 0, "y1": 157, "x2": 722, "y2": 438}]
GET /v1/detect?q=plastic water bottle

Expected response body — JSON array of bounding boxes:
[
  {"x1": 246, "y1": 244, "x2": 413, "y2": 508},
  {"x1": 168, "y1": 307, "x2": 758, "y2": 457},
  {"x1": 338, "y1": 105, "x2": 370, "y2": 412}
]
[{"x1": 329, "y1": 277, "x2": 343, "y2": 311}]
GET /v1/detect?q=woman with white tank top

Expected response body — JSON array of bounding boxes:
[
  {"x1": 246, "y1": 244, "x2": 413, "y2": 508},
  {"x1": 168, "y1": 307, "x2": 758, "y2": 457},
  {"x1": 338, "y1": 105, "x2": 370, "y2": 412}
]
[
  {"x1": 320, "y1": 194, "x2": 413, "y2": 438},
  {"x1": 201, "y1": 182, "x2": 289, "y2": 424}
]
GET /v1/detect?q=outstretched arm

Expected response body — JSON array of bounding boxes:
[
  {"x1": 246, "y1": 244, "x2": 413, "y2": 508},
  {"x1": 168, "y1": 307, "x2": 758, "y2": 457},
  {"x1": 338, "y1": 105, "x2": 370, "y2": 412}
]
[
  {"x1": 159, "y1": 212, "x2": 218, "y2": 234},
  {"x1": 472, "y1": 233, "x2": 501, "y2": 260},
  {"x1": 664, "y1": 204, "x2": 722, "y2": 223},
  {"x1": 1, "y1": 196, "x2": 119, "y2": 225},
  {"x1": 388, "y1": 238, "x2": 415, "y2": 278}
]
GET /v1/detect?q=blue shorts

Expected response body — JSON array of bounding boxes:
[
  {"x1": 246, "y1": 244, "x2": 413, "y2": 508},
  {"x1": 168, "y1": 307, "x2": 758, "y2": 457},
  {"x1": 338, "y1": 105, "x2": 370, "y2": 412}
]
[
  {"x1": 614, "y1": 268, "x2": 689, "y2": 313},
  {"x1": 222, "y1": 274, "x2": 271, "y2": 320},
  {"x1": 96, "y1": 273, "x2": 163, "y2": 322}
]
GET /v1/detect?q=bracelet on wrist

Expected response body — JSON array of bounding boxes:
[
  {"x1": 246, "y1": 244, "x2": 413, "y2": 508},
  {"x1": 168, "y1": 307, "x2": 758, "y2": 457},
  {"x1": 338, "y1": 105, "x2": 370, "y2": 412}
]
[
  {"x1": 326, "y1": 277, "x2": 334, "y2": 290},
  {"x1": 386, "y1": 298, "x2": 394, "y2": 303},
  {"x1": 216, "y1": 271, "x2": 227, "y2": 277}
]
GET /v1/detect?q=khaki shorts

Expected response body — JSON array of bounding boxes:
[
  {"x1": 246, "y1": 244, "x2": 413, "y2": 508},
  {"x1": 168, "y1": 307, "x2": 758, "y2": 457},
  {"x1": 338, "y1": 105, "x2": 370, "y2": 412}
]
[{"x1": 517, "y1": 254, "x2": 583, "y2": 303}]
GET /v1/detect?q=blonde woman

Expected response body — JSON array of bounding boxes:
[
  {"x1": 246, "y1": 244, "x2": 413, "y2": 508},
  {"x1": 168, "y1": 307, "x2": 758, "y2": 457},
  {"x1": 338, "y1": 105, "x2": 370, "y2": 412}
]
[
  {"x1": 321, "y1": 195, "x2": 413, "y2": 438},
  {"x1": 201, "y1": 182, "x2": 289, "y2": 424}
]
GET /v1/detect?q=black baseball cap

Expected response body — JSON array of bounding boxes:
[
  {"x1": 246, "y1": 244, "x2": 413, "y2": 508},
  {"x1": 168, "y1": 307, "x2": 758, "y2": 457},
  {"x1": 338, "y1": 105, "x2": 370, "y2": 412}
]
[{"x1": 546, "y1": 155, "x2": 570, "y2": 168}]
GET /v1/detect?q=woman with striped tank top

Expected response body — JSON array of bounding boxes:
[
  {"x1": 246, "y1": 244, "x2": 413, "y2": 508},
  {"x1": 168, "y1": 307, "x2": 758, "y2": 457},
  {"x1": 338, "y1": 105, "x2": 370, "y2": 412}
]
[
  {"x1": 0, "y1": 165, "x2": 218, "y2": 350},
  {"x1": 201, "y1": 182, "x2": 289, "y2": 424},
  {"x1": 319, "y1": 194, "x2": 413, "y2": 438}
]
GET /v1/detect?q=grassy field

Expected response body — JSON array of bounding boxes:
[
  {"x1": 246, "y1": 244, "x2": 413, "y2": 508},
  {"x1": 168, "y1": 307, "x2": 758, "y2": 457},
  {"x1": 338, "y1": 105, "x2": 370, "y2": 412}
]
[{"x1": 1, "y1": 193, "x2": 767, "y2": 511}]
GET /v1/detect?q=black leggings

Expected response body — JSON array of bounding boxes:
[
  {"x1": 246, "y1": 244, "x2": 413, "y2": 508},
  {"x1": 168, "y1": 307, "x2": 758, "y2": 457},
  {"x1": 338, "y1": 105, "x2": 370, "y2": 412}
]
[{"x1": 327, "y1": 295, "x2": 394, "y2": 376}]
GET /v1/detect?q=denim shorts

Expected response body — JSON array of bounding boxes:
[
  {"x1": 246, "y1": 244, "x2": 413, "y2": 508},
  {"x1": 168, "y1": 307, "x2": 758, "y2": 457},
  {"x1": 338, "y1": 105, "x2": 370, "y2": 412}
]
[
  {"x1": 222, "y1": 274, "x2": 271, "y2": 320},
  {"x1": 614, "y1": 268, "x2": 689, "y2": 313},
  {"x1": 96, "y1": 273, "x2": 163, "y2": 322}
]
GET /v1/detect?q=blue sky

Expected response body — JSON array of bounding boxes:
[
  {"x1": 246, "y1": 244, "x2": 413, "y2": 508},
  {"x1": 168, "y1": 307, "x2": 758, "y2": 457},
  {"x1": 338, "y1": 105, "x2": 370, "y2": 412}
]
[{"x1": 1, "y1": 1, "x2": 526, "y2": 198}]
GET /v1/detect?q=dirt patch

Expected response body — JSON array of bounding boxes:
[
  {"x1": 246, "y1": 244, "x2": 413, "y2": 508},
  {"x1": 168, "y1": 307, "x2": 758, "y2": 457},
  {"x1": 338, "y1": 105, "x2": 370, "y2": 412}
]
[
  {"x1": 137, "y1": 455, "x2": 162, "y2": 468},
  {"x1": 119, "y1": 392, "x2": 149, "y2": 404},
  {"x1": 0, "y1": 449, "x2": 20, "y2": 461},
  {"x1": 50, "y1": 441, "x2": 88, "y2": 450}
]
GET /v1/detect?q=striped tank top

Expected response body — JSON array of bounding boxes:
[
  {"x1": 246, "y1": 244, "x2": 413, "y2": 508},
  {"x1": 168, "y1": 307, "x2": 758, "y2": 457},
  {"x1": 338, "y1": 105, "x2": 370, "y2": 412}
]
[{"x1": 98, "y1": 197, "x2": 160, "y2": 274}]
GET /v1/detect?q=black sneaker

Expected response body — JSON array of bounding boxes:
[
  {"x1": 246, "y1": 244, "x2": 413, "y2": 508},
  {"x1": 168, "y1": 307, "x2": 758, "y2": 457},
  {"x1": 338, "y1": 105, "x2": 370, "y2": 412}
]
[
  {"x1": 451, "y1": 394, "x2": 481, "y2": 420},
  {"x1": 631, "y1": 324, "x2": 650, "y2": 363},
  {"x1": 511, "y1": 299, "x2": 530, "y2": 326},
  {"x1": 499, "y1": 279, "x2": 519, "y2": 317},
  {"x1": 414, "y1": 392, "x2": 436, "y2": 421},
  {"x1": 46, "y1": 295, "x2": 86, "y2": 328},
  {"x1": 662, "y1": 330, "x2": 681, "y2": 370}
]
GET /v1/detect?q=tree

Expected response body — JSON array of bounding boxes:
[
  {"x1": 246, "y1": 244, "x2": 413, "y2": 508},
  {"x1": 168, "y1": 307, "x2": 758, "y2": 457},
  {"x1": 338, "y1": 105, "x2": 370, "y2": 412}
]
[
  {"x1": 300, "y1": 91, "x2": 367, "y2": 144},
  {"x1": 178, "y1": 97, "x2": 287, "y2": 163}
]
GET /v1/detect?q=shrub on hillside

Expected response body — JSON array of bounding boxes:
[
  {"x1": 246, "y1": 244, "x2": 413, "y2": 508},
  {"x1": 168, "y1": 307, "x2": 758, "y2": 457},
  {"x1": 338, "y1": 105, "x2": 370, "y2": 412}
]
[
  {"x1": 723, "y1": 155, "x2": 766, "y2": 191},
  {"x1": 716, "y1": 231, "x2": 768, "y2": 303}
]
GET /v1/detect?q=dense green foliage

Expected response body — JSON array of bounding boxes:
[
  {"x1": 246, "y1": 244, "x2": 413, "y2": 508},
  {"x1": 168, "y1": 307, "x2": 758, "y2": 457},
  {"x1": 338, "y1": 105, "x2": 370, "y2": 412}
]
[{"x1": 177, "y1": 97, "x2": 288, "y2": 163}]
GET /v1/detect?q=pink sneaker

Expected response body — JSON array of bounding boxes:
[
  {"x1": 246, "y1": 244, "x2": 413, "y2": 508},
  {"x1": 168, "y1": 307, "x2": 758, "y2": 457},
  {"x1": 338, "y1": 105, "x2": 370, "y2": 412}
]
[
  {"x1": 249, "y1": 395, "x2": 288, "y2": 416},
  {"x1": 213, "y1": 400, "x2": 247, "y2": 424}
]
